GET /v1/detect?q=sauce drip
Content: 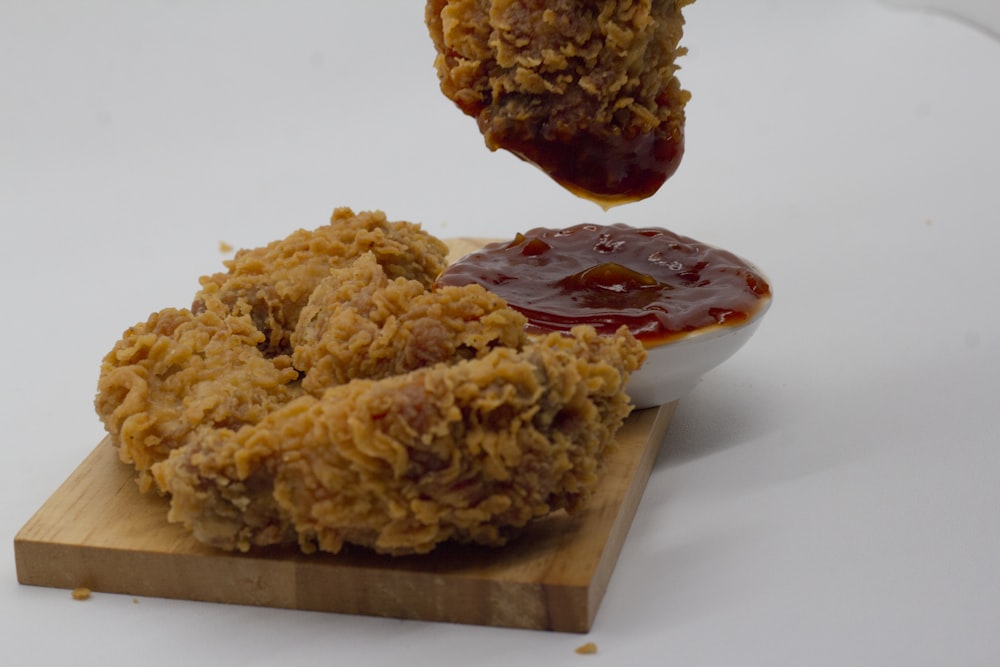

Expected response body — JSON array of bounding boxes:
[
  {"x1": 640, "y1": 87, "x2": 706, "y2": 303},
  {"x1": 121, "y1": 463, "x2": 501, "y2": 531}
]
[
  {"x1": 488, "y1": 125, "x2": 685, "y2": 209},
  {"x1": 437, "y1": 224, "x2": 771, "y2": 346}
]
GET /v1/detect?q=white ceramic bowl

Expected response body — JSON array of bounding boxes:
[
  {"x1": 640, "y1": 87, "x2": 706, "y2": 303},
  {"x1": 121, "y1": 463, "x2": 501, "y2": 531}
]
[
  {"x1": 626, "y1": 295, "x2": 772, "y2": 409},
  {"x1": 444, "y1": 236, "x2": 772, "y2": 410}
]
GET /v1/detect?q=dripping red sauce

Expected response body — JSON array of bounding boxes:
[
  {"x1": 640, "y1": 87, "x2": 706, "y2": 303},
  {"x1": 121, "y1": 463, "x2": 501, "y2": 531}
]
[
  {"x1": 436, "y1": 224, "x2": 771, "y2": 346},
  {"x1": 487, "y1": 124, "x2": 685, "y2": 208}
]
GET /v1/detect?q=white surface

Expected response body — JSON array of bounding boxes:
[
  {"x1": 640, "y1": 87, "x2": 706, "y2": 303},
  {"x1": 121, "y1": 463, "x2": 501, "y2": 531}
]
[
  {"x1": 629, "y1": 296, "x2": 772, "y2": 409},
  {"x1": 2, "y1": 0, "x2": 999, "y2": 664},
  {"x1": 883, "y1": 0, "x2": 1000, "y2": 36}
]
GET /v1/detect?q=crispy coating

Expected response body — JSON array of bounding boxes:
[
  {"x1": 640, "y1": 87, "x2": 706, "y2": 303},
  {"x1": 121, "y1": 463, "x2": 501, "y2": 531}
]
[
  {"x1": 154, "y1": 326, "x2": 646, "y2": 555},
  {"x1": 194, "y1": 207, "x2": 449, "y2": 357},
  {"x1": 426, "y1": 0, "x2": 695, "y2": 203},
  {"x1": 291, "y1": 253, "x2": 529, "y2": 394},
  {"x1": 95, "y1": 209, "x2": 647, "y2": 555},
  {"x1": 96, "y1": 208, "x2": 447, "y2": 489},
  {"x1": 94, "y1": 299, "x2": 303, "y2": 490}
]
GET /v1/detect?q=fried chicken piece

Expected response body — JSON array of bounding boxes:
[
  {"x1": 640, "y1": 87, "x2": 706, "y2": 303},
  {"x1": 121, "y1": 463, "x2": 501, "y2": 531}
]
[
  {"x1": 154, "y1": 326, "x2": 645, "y2": 555},
  {"x1": 194, "y1": 207, "x2": 449, "y2": 357},
  {"x1": 426, "y1": 0, "x2": 695, "y2": 206},
  {"x1": 97, "y1": 209, "x2": 647, "y2": 556},
  {"x1": 94, "y1": 298, "x2": 302, "y2": 491},
  {"x1": 291, "y1": 253, "x2": 529, "y2": 394}
]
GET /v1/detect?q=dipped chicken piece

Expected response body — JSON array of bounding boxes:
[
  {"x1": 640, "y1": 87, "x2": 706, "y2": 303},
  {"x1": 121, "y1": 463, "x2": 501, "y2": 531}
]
[{"x1": 426, "y1": 0, "x2": 696, "y2": 206}]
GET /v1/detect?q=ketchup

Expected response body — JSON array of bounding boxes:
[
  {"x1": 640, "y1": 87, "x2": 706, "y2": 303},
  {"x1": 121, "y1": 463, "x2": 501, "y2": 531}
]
[
  {"x1": 484, "y1": 123, "x2": 684, "y2": 209},
  {"x1": 436, "y1": 224, "x2": 771, "y2": 346}
]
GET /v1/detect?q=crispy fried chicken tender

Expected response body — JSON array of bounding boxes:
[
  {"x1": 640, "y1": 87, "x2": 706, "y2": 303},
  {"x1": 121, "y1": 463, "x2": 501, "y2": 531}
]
[
  {"x1": 96, "y1": 208, "x2": 446, "y2": 488},
  {"x1": 194, "y1": 207, "x2": 449, "y2": 356},
  {"x1": 95, "y1": 208, "x2": 647, "y2": 555},
  {"x1": 94, "y1": 299, "x2": 303, "y2": 490},
  {"x1": 291, "y1": 253, "x2": 529, "y2": 394},
  {"x1": 154, "y1": 326, "x2": 645, "y2": 555},
  {"x1": 426, "y1": 0, "x2": 695, "y2": 205}
]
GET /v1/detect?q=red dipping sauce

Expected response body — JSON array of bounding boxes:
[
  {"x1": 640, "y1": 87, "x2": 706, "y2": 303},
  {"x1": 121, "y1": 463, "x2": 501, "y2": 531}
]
[
  {"x1": 489, "y1": 125, "x2": 685, "y2": 209},
  {"x1": 436, "y1": 224, "x2": 771, "y2": 346}
]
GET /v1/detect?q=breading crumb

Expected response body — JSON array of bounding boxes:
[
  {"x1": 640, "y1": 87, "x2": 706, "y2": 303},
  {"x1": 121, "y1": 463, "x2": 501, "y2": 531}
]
[
  {"x1": 219, "y1": 241, "x2": 234, "y2": 253},
  {"x1": 575, "y1": 642, "x2": 598, "y2": 655},
  {"x1": 71, "y1": 587, "x2": 91, "y2": 601}
]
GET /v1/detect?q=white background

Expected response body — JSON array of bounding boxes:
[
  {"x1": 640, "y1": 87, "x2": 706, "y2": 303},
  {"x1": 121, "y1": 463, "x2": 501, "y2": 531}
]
[{"x1": 3, "y1": 1, "x2": 999, "y2": 664}]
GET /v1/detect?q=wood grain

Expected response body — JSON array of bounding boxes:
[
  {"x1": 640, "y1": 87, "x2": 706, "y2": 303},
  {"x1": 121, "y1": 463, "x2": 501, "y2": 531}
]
[
  {"x1": 444, "y1": 236, "x2": 495, "y2": 264},
  {"x1": 15, "y1": 404, "x2": 674, "y2": 632},
  {"x1": 14, "y1": 237, "x2": 676, "y2": 632}
]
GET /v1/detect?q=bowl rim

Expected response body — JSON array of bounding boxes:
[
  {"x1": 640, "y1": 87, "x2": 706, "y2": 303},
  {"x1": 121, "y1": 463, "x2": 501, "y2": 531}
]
[{"x1": 642, "y1": 292, "x2": 772, "y2": 350}]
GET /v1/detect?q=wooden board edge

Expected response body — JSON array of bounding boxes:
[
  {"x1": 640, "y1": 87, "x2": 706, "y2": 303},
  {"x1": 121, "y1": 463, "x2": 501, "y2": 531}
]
[
  {"x1": 584, "y1": 401, "x2": 677, "y2": 619},
  {"x1": 14, "y1": 405, "x2": 676, "y2": 633}
]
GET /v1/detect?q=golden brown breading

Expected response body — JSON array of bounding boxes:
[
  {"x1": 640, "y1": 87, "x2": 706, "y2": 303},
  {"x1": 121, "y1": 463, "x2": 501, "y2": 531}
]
[
  {"x1": 291, "y1": 253, "x2": 529, "y2": 394},
  {"x1": 194, "y1": 207, "x2": 449, "y2": 357},
  {"x1": 94, "y1": 298, "x2": 302, "y2": 491},
  {"x1": 95, "y1": 209, "x2": 647, "y2": 556},
  {"x1": 153, "y1": 326, "x2": 646, "y2": 556},
  {"x1": 96, "y1": 207, "x2": 448, "y2": 490},
  {"x1": 426, "y1": 0, "x2": 695, "y2": 205}
]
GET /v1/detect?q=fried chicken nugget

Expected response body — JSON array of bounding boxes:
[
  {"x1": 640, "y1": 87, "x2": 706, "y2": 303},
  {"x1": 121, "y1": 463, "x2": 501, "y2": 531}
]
[
  {"x1": 426, "y1": 0, "x2": 695, "y2": 205},
  {"x1": 94, "y1": 299, "x2": 302, "y2": 491},
  {"x1": 194, "y1": 207, "x2": 449, "y2": 357},
  {"x1": 291, "y1": 253, "x2": 529, "y2": 394},
  {"x1": 154, "y1": 326, "x2": 646, "y2": 555}
]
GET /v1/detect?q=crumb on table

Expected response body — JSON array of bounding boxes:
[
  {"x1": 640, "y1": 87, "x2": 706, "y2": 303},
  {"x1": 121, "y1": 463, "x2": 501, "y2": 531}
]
[
  {"x1": 575, "y1": 642, "x2": 598, "y2": 655},
  {"x1": 71, "y1": 587, "x2": 91, "y2": 601}
]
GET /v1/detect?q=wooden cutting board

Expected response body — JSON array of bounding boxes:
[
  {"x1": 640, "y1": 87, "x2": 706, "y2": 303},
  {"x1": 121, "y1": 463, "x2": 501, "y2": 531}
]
[{"x1": 14, "y1": 237, "x2": 677, "y2": 633}]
